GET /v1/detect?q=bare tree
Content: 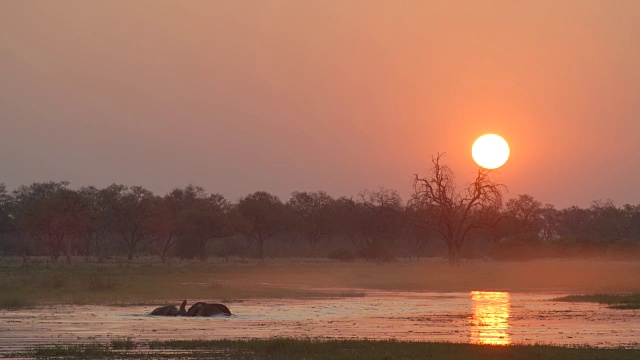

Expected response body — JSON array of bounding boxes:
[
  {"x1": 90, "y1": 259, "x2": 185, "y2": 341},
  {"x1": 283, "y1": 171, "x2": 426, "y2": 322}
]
[{"x1": 408, "y1": 154, "x2": 505, "y2": 266}]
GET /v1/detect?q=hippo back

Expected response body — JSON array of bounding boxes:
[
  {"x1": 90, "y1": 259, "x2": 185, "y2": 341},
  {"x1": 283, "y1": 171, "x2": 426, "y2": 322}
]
[
  {"x1": 151, "y1": 305, "x2": 179, "y2": 316},
  {"x1": 186, "y1": 302, "x2": 208, "y2": 316},
  {"x1": 211, "y1": 303, "x2": 231, "y2": 315},
  {"x1": 187, "y1": 302, "x2": 231, "y2": 316}
]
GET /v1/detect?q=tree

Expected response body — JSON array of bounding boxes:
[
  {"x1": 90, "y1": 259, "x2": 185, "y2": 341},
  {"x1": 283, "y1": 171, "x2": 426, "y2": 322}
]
[
  {"x1": 59, "y1": 189, "x2": 92, "y2": 263},
  {"x1": 590, "y1": 200, "x2": 627, "y2": 241},
  {"x1": 556, "y1": 205, "x2": 591, "y2": 239},
  {"x1": 539, "y1": 204, "x2": 559, "y2": 242},
  {"x1": 504, "y1": 194, "x2": 544, "y2": 240},
  {"x1": 180, "y1": 193, "x2": 232, "y2": 261},
  {"x1": 408, "y1": 154, "x2": 505, "y2": 266},
  {"x1": 287, "y1": 191, "x2": 334, "y2": 251},
  {"x1": 109, "y1": 185, "x2": 155, "y2": 261},
  {"x1": 237, "y1": 191, "x2": 285, "y2": 259},
  {"x1": 0, "y1": 183, "x2": 17, "y2": 256},
  {"x1": 0, "y1": 183, "x2": 11, "y2": 236},
  {"x1": 622, "y1": 203, "x2": 640, "y2": 241},
  {"x1": 12, "y1": 182, "x2": 88, "y2": 262},
  {"x1": 0, "y1": 184, "x2": 31, "y2": 261},
  {"x1": 146, "y1": 196, "x2": 177, "y2": 261},
  {"x1": 78, "y1": 186, "x2": 119, "y2": 263},
  {"x1": 324, "y1": 196, "x2": 360, "y2": 247},
  {"x1": 355, "y1": 187, "x2": 403, "y2": 261},
  {"x1": 162, "y1": 185, "x2": 233, "y2": 261},
  {"x1": 163, "y1": 185, "x2": 205, "y2": 260}
]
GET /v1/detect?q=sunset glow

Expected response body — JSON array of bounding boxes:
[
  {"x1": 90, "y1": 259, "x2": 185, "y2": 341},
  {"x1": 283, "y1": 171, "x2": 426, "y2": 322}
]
[
  {"x1": 3, "y1": 2, "x2": 640, "y2": 357},
  {"x1": 470, "y1": 291, "x2": 511, "y2": 345},
  {"x1": 472, "y1": 134, "x2": 510, "y2": 169}
]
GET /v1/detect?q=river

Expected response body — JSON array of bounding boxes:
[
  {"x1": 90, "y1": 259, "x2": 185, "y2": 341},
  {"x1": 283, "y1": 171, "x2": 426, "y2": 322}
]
[{"x1": 1, "y1": 290, "x2": 638, "y2": 354}]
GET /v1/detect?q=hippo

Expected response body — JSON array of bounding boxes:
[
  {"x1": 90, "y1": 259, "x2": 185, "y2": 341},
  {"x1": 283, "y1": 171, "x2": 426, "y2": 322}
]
[
  {"x1": 151, "y1": 300, "x2": 187, "y2": 316},
  {"x1": 186, "y1": 301, "x2": 232, "y2": 316}
]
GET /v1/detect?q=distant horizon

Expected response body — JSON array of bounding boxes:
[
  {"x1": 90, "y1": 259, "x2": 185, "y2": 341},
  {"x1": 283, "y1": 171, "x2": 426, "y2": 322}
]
[{"x1": 3, "y1": 175, "x2": 636, "y2": 210}]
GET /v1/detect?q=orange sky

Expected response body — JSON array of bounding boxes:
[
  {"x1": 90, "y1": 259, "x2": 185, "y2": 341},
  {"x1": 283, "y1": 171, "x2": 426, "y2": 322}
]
[{"x1": 1, "y1": 0, "x2": 639, "y2": 208}]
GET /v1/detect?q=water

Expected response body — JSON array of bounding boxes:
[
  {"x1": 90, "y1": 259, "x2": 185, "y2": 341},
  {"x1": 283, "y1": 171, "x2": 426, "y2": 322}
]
[{"x1": 1, "y1": 291, "x2": 638, "y2": 354}]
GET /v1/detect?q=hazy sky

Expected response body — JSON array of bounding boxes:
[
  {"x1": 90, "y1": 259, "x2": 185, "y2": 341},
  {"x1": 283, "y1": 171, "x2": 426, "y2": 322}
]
[{"x1": 1, "y1": 1, "x2": 639, "y2": 208}]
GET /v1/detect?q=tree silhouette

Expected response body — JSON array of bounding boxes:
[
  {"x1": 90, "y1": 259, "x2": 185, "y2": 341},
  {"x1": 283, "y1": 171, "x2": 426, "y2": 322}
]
[
  {"x1": 408, "y1": 154, "x2": 505, "y2": 266},
  {"x1": 355, "y1": 187, "x2": 403, "y2": 261},
  {"x1": 237, "y1": 191, "x2": 285, "y2": 259},
  {"x1": 287, "y1": 191, "x2": 334, "y2": 250},
  {"x1": 504, "y1": 194, "x2": 544, "y2": 240},
  {"x1": 109, "y1": 185, "x2": 155, "y2": 261},
  {"x1": 12, "y1": 182, "x2": 88, "y2": 263}
]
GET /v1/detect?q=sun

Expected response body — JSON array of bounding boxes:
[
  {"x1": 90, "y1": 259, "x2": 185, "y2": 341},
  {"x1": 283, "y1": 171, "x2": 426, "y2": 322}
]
[{"x1": 472, "y1": 134, "x2": 510, "y2": 169}]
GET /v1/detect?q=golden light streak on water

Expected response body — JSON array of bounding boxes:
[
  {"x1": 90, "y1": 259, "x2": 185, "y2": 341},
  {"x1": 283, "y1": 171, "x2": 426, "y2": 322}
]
[{"x1": 470, "y1": 291, "x2": 511, "y2": 345}]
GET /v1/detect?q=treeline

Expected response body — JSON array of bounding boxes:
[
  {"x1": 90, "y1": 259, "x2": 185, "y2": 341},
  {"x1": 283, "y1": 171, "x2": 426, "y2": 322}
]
[{"x1": 0, "y1": 182, "x2": 639, "y2": 263}]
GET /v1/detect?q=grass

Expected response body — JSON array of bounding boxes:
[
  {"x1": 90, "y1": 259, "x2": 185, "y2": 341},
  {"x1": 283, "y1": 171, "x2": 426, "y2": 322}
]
[
  {"x1": 110, "y1": 337, "x2": 136, "y2": 350},
  {"x1": 13, "y1": 339, "x2": 640, "y2": 359},
  {"x1": 554, "y1": 293, "x2": 640, "y2": 309},
  {"x1": 30, "y1": 344, "x2": 111, "y2": 358},
  {"x1": 1, "y1": 256, "x2": 640, "y2": 308}
]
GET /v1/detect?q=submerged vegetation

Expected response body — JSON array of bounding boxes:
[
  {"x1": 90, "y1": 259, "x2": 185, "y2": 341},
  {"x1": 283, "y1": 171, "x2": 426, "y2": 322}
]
[
  {"x1": 14, "y1": 338, "x2": 640, "y2": 359},
  {"x1": 554, "y1": 293, "x2": 640, "y2": 309}
]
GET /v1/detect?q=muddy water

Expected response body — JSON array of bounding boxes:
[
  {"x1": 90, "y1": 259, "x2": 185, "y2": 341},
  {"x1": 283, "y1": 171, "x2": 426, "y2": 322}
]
[{"x1": 1, "y1": 291, "x2": 639, "y2": 353}]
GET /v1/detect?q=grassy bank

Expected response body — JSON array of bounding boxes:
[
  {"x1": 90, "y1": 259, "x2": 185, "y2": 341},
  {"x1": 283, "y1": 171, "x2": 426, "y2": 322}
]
[
  {"x1": 15, "y1": 338, "x2": 640, "y2": 359},
  {"x1": 1, "y1": 256, "x2": 639, "y2": 308},
  {"x1": 554, "y1": 293, "x2": 640, "y2": 309}
]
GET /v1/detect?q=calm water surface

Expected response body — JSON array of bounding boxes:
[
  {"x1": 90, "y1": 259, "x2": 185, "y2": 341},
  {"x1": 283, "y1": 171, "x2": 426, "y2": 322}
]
[{"x1": 1, "y1": 291, "x2": 638, "y2": 353}]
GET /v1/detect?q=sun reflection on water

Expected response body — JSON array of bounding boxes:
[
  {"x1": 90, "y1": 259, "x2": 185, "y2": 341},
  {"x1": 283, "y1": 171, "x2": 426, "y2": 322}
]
[{"x1": 470, "y1": 291, "x2": 511, "y2": 345}]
